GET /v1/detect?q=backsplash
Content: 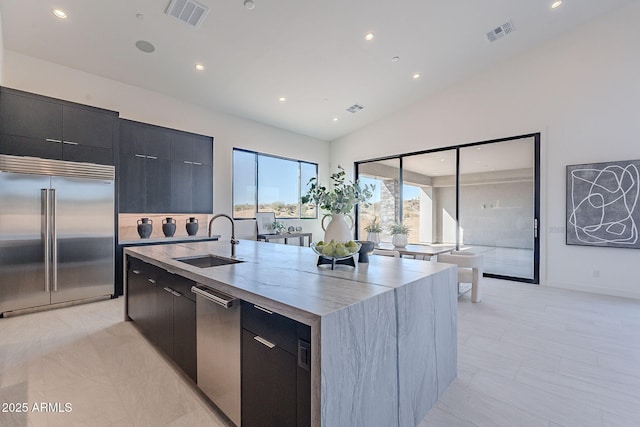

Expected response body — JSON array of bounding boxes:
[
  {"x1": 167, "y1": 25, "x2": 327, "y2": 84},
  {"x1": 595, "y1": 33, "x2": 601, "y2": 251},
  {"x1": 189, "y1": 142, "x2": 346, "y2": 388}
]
[{"x1": 118, "y1": 214, "x2": 212, "y2": 240}]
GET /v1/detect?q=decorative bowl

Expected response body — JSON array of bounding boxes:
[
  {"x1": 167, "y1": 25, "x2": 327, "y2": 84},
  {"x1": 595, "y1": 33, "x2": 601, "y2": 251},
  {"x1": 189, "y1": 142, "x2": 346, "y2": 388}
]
[{"x1": 311, "y1": 241, "x2": 361, "y2": 261}]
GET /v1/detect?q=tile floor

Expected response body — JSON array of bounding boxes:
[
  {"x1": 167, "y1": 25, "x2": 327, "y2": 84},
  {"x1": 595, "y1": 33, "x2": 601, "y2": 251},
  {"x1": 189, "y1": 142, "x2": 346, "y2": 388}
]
[{"x1": 1, "y1": 279, "x2": 639, "y2": 426}]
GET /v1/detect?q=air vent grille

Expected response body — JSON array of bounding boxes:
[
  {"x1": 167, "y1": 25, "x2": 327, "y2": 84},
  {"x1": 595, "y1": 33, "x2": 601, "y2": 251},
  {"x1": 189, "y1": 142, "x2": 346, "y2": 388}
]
[
  {"x1": 346, "y1": 104, "x2": 365, "y2": 114},
  {"x1": 166, "y1": 0, "x2": 209, "y2": 28},
  {"x1": 486, "y1": 20, "x2": 515, "y2": 43}
]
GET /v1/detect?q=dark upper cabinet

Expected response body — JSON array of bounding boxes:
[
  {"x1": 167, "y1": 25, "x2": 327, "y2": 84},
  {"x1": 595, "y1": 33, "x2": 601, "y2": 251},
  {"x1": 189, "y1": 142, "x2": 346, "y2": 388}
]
[
  {"x1": 170, "y1": 130, "x2": 213, "y2": 213},
  {"x1": 0, "y1": 87, "x2": 117, "y2": 165},
  {"x1": 119, "y1": 118, "x2": 213, "y2": 214},
  {"x1": 119, "y1": 120, "x2": 173, "y2": 213},
  {"x1": 0, "y1": 89, "x2": 63, "y2": 142}
]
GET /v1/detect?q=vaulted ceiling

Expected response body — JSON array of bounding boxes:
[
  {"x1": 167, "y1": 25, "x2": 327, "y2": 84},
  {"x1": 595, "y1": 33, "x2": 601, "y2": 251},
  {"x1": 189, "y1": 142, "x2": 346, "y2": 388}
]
[{"x1": 0, "y1": 0, "x2": 631, "y2": 141}]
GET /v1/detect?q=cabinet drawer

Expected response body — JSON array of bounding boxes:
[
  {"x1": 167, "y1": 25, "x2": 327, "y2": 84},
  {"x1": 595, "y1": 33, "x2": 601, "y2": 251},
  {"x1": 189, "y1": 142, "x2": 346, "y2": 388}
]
[
  {"x1": 128, "y1": 257, "x2": 162, "y2": 282},
  {"x1": 241, "y1": 301, "x2": 298, "y2": 355},
  {"x1": 160, "y1": 270, "x2": 196, "y2": 303}
]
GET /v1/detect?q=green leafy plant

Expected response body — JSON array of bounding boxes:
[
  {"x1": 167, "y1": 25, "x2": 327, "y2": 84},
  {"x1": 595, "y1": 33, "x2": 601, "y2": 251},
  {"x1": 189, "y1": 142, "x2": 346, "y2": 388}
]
[
  {"x1": 364, "y1": 217, "x2": 383, "y2": 233},
  {"x1": 271, "y1": 221, "x2": 286, "y2": 233},
  {"x1": 301, "y1": 166, "x2": 375, "y2": 214},
  {"x1": 389, "y1": 222, "x2": 410, "y2": 235}
]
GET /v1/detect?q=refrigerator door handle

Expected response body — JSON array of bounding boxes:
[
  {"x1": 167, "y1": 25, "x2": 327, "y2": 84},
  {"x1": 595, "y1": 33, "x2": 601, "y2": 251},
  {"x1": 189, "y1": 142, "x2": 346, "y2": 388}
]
[
  {"x1": 42, "y1": 189, "x2": 50, "y2": 293},
  {"x1": 50, "y1": 189, "x2": 58, "y2": 292}
]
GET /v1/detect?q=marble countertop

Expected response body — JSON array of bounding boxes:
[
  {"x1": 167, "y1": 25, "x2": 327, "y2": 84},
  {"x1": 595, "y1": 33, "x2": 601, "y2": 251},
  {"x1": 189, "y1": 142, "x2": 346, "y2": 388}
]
[{"x1": 124, "y1": 239, "x2": 453, "y2": 323}]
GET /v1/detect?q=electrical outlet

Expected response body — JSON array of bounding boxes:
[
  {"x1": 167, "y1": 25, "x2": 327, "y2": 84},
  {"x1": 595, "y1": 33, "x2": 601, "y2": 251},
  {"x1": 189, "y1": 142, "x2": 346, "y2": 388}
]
[
  {"x1": 548, "y1": 226, "x2": 565, "y2": 234},
  {"x1": 593, "y1": 270, "x2": 600, "y2": 278}
]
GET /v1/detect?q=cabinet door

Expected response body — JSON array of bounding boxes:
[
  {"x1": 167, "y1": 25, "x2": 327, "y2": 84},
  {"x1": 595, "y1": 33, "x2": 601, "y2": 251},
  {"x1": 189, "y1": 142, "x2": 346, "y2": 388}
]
[
  {"x1": 0, "y1": 90, "x2": 62, "y2": 142},
  {"x1": 63, "y1": 144, "x2": 113, "y2": 165},
  {"x1": 118, "y1": 154, "x2": 146, "y2": 213},
  {"x1": 146, "y1": 158, "x2": 172, "y2": 213},
  {"x1": 173, "y1": 294, "x2": 197, "y2": 381},
  {"x1": 155, "y1": 285, "x2": 175, "y2": 358},
  {"x1": 62, "y1": 105, "x2": 114, "y2": 149},
  {"x1": 192, "y1": 135, "x2": 213, "y2": 165},
  {"x1": 170, "y1": 160, "x2": 193, "y2": 213},
  {"x1": 127, "y1": 259, "x2": 157, "y2": 340},
  {"x1": 127, "y1": 263, "x2": 147, "y2": 323},
  {"x1": 191, "y1": 163, "x2": 213, "y2": 213},
  {"x1": 119, "y1": 120, "x2": 146, "y2": 156},
  {"x1": 0, "y1": 133, "x2": 63, "y2": 159},
  {"x1": 144, "y1": 126, "x2": 171, "y2": 160},
  {"x1": 242, "y1": 329, "x2": 297, "y2": 427}
]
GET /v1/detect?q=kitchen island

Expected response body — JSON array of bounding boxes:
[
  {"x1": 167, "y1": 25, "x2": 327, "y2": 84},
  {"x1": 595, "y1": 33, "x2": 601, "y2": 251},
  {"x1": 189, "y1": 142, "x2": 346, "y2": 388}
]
[{"x1": 124, "y1": 239, "x2": 457, "y2": 427}]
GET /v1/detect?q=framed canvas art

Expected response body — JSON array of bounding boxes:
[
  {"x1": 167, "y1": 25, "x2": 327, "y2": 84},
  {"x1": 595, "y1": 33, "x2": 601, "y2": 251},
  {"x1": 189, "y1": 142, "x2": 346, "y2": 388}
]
[
  {"x1": 256, "y1": 212, "x2": 276, "y2": 235},
  {"x1": 566, "y1": 159, "x2": 640, "y2": 248}
]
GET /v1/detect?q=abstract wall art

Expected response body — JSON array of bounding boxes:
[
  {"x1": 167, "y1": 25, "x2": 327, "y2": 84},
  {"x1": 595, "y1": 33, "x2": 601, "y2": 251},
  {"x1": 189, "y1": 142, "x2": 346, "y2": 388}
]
[{"x1": 566, "y1": 159, "x2": 640, "y2": 248}]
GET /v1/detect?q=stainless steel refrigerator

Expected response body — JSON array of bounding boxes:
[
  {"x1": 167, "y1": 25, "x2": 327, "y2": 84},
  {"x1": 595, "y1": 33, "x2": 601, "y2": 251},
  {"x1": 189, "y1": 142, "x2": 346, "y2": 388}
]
[{"x1": 0, "y1": 155, "x2": 115, "y2": 316}]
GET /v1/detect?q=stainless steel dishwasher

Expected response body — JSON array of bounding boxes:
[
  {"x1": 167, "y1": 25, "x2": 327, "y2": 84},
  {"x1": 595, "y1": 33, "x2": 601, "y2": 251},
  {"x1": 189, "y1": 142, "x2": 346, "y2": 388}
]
[{"x1": 191, "y1": 285, "x2": 241, "y2": 426}]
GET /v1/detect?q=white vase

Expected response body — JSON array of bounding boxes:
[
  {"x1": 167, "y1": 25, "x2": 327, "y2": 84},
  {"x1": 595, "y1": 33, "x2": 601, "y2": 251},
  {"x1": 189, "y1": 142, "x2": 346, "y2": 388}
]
[
  {"x1": 322, "y1": 213, "x2": 354, "y2": 242},
  {"x1": 366, "y1": 232, "x2": 381, "y2": 246},
  {"x1": 392, "y1": 233, "x2": 408, "y2": 248}
]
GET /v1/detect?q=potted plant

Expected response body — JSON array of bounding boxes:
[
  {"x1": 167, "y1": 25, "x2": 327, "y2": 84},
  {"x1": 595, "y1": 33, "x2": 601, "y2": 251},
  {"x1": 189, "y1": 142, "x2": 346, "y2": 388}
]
[
  {"x1": 302, "y1": 166, "x2": 374, "y2": 242},
  {"x1": 389, "y1": 222, "x2": 410, "y2": 248},
  {"x1": 364, "y1": 217, "x2": 382, "y2": 245},
  {"x1": 271, "y1": 221, "x2": 287, "y2": 234}
]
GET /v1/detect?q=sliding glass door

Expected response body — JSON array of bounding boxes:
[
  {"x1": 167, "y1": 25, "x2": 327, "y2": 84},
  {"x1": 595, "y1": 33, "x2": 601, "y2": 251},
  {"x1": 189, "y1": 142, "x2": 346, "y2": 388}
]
[
  {"x1": 355, "y1": 133, "x2": 540, "y2": 284},
  {"x1": 458, "y1": 136, "x2": 538, "y2": 282}
]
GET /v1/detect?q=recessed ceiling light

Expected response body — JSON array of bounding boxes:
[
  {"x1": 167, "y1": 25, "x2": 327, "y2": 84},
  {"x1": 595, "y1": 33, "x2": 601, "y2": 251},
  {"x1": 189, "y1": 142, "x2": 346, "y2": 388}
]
[
  {"x1": 195, "y1": 63, "x2": 205, "y2": 71},
  {"x1": 551, "y1": 1, "x2": 563, "y2": 9},
  {"x1": 440, "y1": 158, "x2": 445, "y2": 162},
  {"x1": 412, "y1": 72, "x2": 421, "y2": 80},
  {"x1": 364, "y1": 32, "x2": 375, "y2": 41},
  {"x1": 391, "y1": 56, "x2": 400, "y2": 63},
  {"x1": 332, "y1": 117, "x2": 339, "y2": 122},
  {"x1": 244, "y1": 0, "x2": 255, "y2": 9},
  {"x1": 52, "y1": 8, "x2": 67, "y2": 19},
  {"x1": 135, "y1": 40, "x2": 156, "y2": 53},
  {"x1": 279, "y1": 97, "x2": 287, "y2": 103}
]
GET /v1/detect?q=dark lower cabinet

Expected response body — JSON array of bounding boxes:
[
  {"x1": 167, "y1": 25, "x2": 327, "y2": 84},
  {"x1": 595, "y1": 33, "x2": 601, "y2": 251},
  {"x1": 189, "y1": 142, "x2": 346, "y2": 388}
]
[
  {"x1": 241, "y1": 302, "x2": 311, "y2": 427},
  {"x1": 127, "y1": 258, "x2": 158, "y2": 342},
  {"x1": 126, "y1": 257, "x2": 197, "y2": 382},
  {"x1": 242, "y1": 329, "x2": 297, "y2": 427}
]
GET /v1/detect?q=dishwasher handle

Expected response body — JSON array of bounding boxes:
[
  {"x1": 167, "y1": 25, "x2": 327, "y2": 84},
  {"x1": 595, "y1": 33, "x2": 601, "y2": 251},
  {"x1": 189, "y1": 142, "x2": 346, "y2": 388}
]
[{"x1": 191, "y1": 285, "x2": 237, "y2": 308}]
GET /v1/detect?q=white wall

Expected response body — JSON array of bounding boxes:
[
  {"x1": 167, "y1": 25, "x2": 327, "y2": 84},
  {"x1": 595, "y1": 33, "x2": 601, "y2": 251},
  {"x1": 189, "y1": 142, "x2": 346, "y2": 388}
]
[
  {"x1": 0, "y1": 7, "x2": 5, "y2": 84},
  {"x1": 1, "y1": 50, "x2": 331, "y2": 241},
  {"x1": 332, "y1": 3, "x2": 640, "y2": 299}
]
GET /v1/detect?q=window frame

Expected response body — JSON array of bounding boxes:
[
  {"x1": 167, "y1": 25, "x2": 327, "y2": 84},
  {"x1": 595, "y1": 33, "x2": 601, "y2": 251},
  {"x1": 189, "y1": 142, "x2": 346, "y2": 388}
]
[{"x1": 232, "y1": 148, "x2": 318, "y2": 220}]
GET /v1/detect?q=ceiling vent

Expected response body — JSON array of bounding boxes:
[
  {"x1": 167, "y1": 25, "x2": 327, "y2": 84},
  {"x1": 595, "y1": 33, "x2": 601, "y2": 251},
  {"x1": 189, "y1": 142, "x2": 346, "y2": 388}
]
[
  {"x1": 346, "y1": 104, "x2": 365, "y2": 114},
  {"x1": 486, "y1": 20, "x2": 515, "y2": 43},
  {"x1": 165, "y1": 0, "x2": 209, "y2": 29}
]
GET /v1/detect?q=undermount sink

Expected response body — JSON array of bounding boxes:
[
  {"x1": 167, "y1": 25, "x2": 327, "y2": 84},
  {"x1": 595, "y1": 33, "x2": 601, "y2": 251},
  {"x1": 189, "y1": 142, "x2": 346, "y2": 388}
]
[{"x1": 174, "y1": 254, "x2": 244, "y2": 268}]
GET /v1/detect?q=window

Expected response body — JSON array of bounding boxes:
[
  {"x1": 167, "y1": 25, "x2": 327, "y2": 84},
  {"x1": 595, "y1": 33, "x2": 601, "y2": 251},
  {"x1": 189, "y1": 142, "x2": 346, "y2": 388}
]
[{"x1": 232, "y1": 148, "x2": 318, "y2": 219}]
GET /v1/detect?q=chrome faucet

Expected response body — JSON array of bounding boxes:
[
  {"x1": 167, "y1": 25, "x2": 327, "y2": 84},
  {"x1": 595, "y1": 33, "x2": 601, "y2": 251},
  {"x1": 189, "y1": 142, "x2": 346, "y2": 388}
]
[{"x1": 208, "y1": 214, "x2": 239, "y2": 257}]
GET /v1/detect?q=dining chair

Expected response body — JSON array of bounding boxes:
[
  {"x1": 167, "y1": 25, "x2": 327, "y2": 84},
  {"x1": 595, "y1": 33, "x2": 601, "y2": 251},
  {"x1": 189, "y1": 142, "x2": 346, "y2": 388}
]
[{"x1": 438, "y1": 251, "x2": 483, "y2": 302}]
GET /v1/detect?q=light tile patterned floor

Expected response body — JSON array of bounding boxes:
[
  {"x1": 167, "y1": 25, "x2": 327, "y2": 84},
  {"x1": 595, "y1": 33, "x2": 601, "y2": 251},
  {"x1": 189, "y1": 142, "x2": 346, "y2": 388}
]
[{"x1": 1, "y1": 279, "x2": 639, "y2": 426}]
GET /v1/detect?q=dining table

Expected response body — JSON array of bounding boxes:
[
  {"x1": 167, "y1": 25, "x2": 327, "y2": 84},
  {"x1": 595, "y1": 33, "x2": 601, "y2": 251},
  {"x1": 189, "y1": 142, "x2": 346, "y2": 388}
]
[{"x1": 375, "y1": 243, "x2": 457, "y2": 260}]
